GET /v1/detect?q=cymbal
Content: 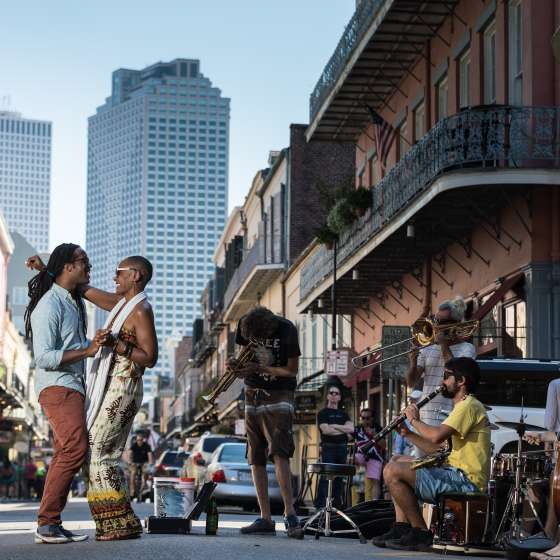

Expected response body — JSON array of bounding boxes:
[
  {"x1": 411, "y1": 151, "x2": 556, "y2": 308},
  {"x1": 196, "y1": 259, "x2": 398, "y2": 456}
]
[{"x1": 489, "y1": 423, "x2": 500, "y2": 431}]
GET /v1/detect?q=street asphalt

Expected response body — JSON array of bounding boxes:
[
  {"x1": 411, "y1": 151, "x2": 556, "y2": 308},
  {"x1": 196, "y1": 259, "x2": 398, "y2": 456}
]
[{"x1": 0, "y1": 498, "x2": 472, "y2": 560}]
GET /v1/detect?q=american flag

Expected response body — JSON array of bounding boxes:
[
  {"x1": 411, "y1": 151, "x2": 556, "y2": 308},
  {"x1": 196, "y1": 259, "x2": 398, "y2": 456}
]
[{"x1": 366, "y1": 105, "x2": 397, "y2": 171}]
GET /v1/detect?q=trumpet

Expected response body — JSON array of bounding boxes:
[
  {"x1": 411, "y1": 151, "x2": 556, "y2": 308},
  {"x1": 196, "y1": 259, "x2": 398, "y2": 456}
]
[
  {"x1": 351, "y1": 317, "x2": 479, "y2": 370},
  {"x1": 202, "y1": 341, "x2": 258, "y2": 406}
]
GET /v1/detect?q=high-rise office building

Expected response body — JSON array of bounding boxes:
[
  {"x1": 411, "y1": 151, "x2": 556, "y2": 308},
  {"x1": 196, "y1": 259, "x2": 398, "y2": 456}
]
[
  {"x1": 0, "y1": 111, "x2": 51, "y2": 252},
  {"x1": 86, "y1": 59, "x2": 229, "y2": 397}
]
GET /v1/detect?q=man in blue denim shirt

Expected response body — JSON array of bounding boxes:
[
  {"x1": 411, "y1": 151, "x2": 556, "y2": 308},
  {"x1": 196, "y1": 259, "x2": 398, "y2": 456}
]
[{"x1": 25, "y1": 244, "x2": 100, "y2": 545}]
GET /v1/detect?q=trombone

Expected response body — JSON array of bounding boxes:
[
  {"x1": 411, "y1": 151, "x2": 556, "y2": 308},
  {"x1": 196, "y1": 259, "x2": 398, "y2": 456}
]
[{"x1": 351, "y1": 317, "x2": 479, "y2": 370}]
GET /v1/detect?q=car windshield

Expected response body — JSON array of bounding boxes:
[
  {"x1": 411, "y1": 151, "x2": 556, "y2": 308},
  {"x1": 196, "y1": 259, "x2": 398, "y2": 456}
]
[
  {"x1": 218, "y1": 444, "x2": 247, "y2": 463},
  {"x1": 477, "y1": 368, "x2": 558, "y2": 408},
  {"x1": 162, "y1": 452, "x2": 189, "y2": 467},
  {"x1": 202, "y1": 437, "x2": 243, "y2": 453}
]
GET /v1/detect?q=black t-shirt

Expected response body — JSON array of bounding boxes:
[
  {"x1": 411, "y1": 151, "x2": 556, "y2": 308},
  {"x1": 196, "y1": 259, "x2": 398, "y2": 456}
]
[
  {"x1": 317, "y1": 407, "x2": 351, "y2": 445},
  {"x1": 130, "y1": 441, "x2": 151, "y2": 464},
  {"x1": 235, "y1": 315, "x2": 301, "y2": 391}
]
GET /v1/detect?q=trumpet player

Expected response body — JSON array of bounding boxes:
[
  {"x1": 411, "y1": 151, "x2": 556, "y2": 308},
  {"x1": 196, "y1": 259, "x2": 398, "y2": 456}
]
[
  {"x1": 375, "y1": 358, "x2": 491, "y2": 552},
  {"x1": 406, "y1": 297, "x2": 477, "y2": 436},
  {"x1": 228, "y1": 306, "x2": 304, "y2": 539}
]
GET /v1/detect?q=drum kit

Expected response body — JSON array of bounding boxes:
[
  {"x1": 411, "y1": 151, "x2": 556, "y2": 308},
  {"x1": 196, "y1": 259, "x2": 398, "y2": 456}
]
[{"x1": 432, "y1": 404, "x2": 553, "y2": 555}]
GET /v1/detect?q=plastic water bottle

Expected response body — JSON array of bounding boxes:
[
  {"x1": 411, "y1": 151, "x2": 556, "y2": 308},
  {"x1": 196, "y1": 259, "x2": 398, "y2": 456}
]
[{"x1": 205, "y1": 498, "x2": 218, "y2": 535}]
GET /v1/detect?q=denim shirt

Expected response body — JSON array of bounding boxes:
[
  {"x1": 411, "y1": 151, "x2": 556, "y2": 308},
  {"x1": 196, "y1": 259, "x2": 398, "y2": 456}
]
[{"x1": 31, "y1": 283, "x2": 89, "y2": 398}]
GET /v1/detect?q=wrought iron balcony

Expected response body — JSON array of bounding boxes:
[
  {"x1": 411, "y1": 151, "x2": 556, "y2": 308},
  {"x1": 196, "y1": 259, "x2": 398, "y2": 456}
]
[
  {"x1": 300, "y1": 105, "x2": 560, "y2": 304},
  {"x1": 193, "y1": 332, "x2": 217, "y2": 366},
  {"x1": 310, "y1": 0, "x2": 383, "y2": 122},
  {"x1": 307, "y1": 0, "x2": 458, "y2": 141},
  {"x1": 223, "y1": 234, "x2": 285, "y2": 320}
]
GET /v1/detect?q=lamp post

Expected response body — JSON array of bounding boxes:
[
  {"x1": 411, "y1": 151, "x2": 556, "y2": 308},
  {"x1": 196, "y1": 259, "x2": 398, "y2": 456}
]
[{"x1": 331, "y1": 240, "x2": 337, "y2": 351}]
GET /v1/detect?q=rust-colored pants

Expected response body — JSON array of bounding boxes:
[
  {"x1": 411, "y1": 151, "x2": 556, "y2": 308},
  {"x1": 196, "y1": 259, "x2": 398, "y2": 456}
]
[{"x1": 38, "y1": 386, "x2": 88, "y2": 526}]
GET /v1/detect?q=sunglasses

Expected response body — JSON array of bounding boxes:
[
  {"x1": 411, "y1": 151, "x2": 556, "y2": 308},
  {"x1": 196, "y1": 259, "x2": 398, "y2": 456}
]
[
  {"x1": 115, "y1": 267, "x2": 137, "y2": 276},
  {"x1": 443, "y1": 369, "x2": 463, "y2": 380},
  {"x1": 360, "y1": 416, "x2": 371, "y2": 420},
  {"x1": 328, "y1": 391, "x2": 341, "y2": 396},
  {"x1": 73, "y1": 257, "x2": 91, "y2": 269}
]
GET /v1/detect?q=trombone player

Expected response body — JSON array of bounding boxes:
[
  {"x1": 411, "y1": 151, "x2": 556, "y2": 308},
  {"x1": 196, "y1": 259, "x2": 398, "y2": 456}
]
[{"x1": 406, "y1": 297, "x2": 477, "y2": 442}]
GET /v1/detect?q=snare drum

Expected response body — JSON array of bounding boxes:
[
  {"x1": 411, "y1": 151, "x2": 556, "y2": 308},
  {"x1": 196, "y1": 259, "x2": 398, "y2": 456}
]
[{"x1": 492, "y1": 452, "x2": 551, "y2": 480}]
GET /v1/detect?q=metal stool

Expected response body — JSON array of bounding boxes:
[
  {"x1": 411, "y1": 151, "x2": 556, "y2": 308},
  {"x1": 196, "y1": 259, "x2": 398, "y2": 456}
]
[{"x1": 303, "y1": 463, "x2": 366, "y2": 543}]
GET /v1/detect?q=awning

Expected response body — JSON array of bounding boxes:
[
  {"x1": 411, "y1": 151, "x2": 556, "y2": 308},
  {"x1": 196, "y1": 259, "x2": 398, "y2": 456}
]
[{"x1": 342, "y1": 363, "x2": 378, "y2": 388}]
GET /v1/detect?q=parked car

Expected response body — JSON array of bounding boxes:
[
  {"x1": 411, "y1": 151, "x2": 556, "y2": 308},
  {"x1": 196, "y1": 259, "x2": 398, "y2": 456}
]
[
  {"x1": 205, "y1": 442, "x2": 282, "y2": 510},
  {"x1": 184, "y1": 433, "x2": 246, "y2": 487},
  {"x1": 154, "y1": 450, "x2": 191, "y2": 478}
]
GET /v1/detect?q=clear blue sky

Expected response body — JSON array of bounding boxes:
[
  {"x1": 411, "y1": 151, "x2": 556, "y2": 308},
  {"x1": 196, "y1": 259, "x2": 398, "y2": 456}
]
[{"x1": 0, "y1": 0, "x2": 355, "y2": 251}]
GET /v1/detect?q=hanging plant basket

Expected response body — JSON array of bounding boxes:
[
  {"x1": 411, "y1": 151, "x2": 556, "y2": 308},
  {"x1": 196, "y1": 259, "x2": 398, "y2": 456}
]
[
  {"x1": 314, "y1": 225, "x2": 338, "y2": 250},
  {"x1": 327, "y1": 198, "x2": 355, "y2": 236},
  {"x1": 347, "y1": 186, "x2": 373, "y2": 218}
]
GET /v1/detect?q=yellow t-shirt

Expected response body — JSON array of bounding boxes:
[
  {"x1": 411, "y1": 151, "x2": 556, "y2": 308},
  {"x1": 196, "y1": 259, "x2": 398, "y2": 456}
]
[{"x1": 442, "y1": 395, "x2": 491, "y2": 492}]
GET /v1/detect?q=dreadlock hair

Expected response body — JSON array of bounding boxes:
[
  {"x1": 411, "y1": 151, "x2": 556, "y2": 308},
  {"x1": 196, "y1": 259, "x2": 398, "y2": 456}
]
[{"x1": 24, "y1": 243, "x2": 88, "y2": 340}]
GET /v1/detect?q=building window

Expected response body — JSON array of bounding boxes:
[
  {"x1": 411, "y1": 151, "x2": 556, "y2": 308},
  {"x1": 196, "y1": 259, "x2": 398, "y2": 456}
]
[
  {"x1": 437, "y1": 76, "x2": 448, "y2": 121},
  {"x1": 508, "y1": 0, "x2": 523, "y2": 105},
  {"x1": 483, "y1": 20, "x2": 497, "y2": 104},
  {"x1": 458, "y1": 50, "x2": 471, "y2": 109},
  {"x1": 504, "y1": 300, "x2": 526, "y2": 357},
  {"x1": 399, "y1": 120, "x2": 408, "y2": 159},
  {"x1": 413, "y1": 102, "x2": 425, "y2": 142}
]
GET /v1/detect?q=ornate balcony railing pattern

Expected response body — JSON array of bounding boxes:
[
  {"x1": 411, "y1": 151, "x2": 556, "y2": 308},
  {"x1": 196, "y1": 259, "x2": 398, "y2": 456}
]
[
  {"x1": 224, "y1": 235, "x2": 285, "y2": 311},
  {"x1": 310, "y1": 0, "x2": 383, "y2": 121},
  {"x1": 300, "y1": 105, "x2": 560, "y2": 302}
]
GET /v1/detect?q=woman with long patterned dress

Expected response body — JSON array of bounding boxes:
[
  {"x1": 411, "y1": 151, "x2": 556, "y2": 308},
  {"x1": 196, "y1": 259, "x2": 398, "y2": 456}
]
[{"x1": 82, "y1": 256, "x2": 158, "y2": 540}]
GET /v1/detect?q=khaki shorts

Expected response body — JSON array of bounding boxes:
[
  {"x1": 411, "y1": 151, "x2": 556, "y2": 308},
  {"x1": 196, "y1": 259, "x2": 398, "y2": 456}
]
[{"x1": 245, "y1": 389, "x2": 295, "y2": 466}]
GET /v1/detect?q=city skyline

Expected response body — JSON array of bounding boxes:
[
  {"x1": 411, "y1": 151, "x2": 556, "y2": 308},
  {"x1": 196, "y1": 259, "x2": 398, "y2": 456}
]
[
  {"x1": 87, "y1": 59, "x2": 229, "y2": 394},
  {"x1": 0, "y1": 0, "x2": 355, "y2": 251}
]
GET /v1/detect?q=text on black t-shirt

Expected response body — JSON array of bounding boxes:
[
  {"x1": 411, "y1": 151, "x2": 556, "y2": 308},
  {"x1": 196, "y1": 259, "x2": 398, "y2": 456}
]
[{"x1": 235, "y1": 315, "x2": 301, "y2": 391}]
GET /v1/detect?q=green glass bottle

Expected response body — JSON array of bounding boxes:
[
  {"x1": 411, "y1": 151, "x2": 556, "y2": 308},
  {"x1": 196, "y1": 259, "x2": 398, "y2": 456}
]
[{"x1": 205, "y1": 498, "x2": 218, "y2": 535}]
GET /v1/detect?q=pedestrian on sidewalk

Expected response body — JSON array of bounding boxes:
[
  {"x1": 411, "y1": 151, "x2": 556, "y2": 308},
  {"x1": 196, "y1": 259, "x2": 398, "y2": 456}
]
[
  {"x1": 23, "y1": 459, "x2": 38, "y2": 500},
  {"x1": 25, "y1": 244, "x2": 100, "y2": 544},
  {"x1": 0, "y1": 457, "x2": 16, "y2": 499},
  {"x1": 230, "y1": 306, "x2": 304, "y2": 539}
]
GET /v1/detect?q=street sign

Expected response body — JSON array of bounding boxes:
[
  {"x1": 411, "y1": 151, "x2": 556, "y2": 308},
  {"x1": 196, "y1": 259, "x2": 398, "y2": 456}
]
[
  {"x1": 325, "y1": 349, "x2": 352, "y2": 377},
  {"x1": 380, "y1": 325, "x2": 411, "y2": 380}
]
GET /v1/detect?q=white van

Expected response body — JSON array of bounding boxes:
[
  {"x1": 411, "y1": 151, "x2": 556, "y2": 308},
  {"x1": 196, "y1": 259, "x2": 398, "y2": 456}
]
[{"x1": 476, "y1": 358, "x2": 560, "y2": 454}]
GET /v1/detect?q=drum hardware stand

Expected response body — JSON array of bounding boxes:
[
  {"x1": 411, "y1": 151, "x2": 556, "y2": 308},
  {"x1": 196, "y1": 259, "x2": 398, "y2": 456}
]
[{"x1": 495, "y1": 402, "x2": 546, "y2": 545}]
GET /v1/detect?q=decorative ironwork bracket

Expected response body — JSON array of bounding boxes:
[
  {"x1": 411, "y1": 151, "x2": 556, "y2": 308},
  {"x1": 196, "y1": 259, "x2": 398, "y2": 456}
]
[
  {"x1": 374, "y1": 292, "x2": 397, "y2": 319},
  {"x1": 411, "y1": 267, "x2": 438, "y2": 297},
  {"x1": 432, "y1": 267, "x2": 454, "y2": 289},
  {"x1": 459, "y1": 237, "x2": 490, "y2": 267},
  {"x1": 391, "y1": 280, "x2": 423, "y2": 303},
  {"x1": 359, "y1": 303, "x2": 385, "y2": 326},
  {"x1": 386, "y1": 289, "x2": 410, "y2": 313}
]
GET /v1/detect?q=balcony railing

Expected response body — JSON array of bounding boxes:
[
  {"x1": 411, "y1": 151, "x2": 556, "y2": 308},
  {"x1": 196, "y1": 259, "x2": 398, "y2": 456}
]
[
  {"x1": 193, "y1": 333, "x2": 217, "y2": 366},
  {"x1": 224, "y1": 235, "x2": 285, "y2": 312},
  {"x1": 310, "y1": 0, "x2": 383, "y2": 121},
  {"x1": 301, "y1": 105, "x2": 560, "y2": 301}
]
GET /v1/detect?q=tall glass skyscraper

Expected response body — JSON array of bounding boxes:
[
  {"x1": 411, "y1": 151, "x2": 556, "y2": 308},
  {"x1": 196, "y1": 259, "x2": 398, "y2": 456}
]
[
  {"x1": 86, "y1": 59, "x2": 229, "y2": 397},
  {"x1": 0, "y1": 111, "x2": 51, "y2": 252}
]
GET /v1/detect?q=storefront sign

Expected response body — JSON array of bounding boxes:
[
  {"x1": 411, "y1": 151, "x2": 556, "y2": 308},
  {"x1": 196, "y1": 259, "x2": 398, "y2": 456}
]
[
  {"x1": 380, "y1": 326, "x2": 411, "y2": 379},
  {"x1": 234, "y1": 419, "x2": 245, "y2": 436},
  {"x1": 325, "y1": 349, "x2": 352, "y2": 377}
]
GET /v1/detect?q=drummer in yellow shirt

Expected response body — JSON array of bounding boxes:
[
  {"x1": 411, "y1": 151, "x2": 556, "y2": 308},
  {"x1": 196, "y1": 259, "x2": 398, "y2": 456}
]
[{"x1": 373, "y1": 357, "x2": 491, "y2": 552}]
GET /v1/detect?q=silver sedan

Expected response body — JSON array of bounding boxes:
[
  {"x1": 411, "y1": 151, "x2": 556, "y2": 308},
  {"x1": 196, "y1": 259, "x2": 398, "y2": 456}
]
[{"x1": 205, "y1": 442, "x2": 283, "y2": 510}]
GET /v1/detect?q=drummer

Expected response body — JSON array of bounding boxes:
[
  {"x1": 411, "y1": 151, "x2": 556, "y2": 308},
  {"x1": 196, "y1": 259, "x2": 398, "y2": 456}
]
[{"x1": 524, "y1": 378, "x2": 560, "y2": 559}]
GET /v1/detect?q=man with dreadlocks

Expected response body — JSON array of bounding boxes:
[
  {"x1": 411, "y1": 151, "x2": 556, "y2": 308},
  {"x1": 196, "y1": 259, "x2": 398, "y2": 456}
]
[{"x1": 24, "y1": 243, "x2": 100, "y2": 544}]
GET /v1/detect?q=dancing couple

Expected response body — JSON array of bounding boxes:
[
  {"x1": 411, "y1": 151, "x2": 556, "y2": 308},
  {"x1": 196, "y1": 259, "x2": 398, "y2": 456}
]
[{"x1": 25, "y1": 243, "x2": 158, "y2": 544}]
